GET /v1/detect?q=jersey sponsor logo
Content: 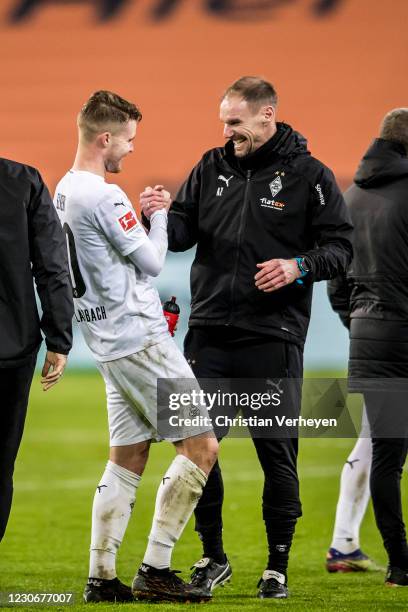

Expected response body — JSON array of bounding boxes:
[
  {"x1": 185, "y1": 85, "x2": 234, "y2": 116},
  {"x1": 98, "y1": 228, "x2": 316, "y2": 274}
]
[
  {"x1": 118, "y1": 210, "x2": 138, "y2": 233},
  {"x1": 260, "y1": 197, "x2": 286, "y2": 211},
  {"x1": 56, "y1": 193, "x2": 66, "y2": 211},
  {"x1": 75, "y1": 306, "x2": 108, "y2": 323},
  {"x1": 114, "y1": 201, "x2": 125, "y2": 207},
  {"x1": 315, "y1": 183, "x2": 326, "y2": 205}
]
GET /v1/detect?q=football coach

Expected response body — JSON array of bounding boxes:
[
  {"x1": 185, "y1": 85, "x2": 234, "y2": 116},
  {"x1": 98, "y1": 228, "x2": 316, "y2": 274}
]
[
  {"x1": 141, "y1": 76, "x2": 353, "y2": 599},
  {"x1": 0, "y1": 158, "x2": 74, "y2": 543}
]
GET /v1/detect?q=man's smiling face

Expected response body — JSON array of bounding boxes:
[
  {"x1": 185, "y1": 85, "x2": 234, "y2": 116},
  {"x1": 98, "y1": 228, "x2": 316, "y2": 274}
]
[{"x1": 220, "y1": 94, "x2": 276, "y2": 158}]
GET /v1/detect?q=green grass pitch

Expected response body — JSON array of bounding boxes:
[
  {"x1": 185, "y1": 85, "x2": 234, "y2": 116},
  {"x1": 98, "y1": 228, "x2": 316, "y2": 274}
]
[{"x1": 1, "y1": 371, "x2": 407, "y2": 611}]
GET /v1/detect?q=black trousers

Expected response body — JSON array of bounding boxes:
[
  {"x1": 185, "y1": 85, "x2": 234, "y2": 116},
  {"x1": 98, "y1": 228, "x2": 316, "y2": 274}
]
[
  {"x1": 184, "y1": 326, "x2": 303, "y2": 572},
  {"x1": 0, "y1": 355, "x2": 36, "y2": 542},
  {"x1": 365, "y1": 391, "x2": 408, "y2": 569}
]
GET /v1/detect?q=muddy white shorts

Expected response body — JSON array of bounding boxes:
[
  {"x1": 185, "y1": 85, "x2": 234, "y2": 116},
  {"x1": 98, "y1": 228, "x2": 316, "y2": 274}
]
[{"x1": 97, "y1": 336, "x2": 213, "y2": 446}]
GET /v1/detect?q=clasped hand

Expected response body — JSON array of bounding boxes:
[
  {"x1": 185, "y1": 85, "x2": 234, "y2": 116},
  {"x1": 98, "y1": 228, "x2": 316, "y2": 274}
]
[
  {"x1": 255, "y1": 258, "x2": 301, "y2": 292},
  {"x1": 140, "y1": 184, "x2": 171, "y2": 218}
]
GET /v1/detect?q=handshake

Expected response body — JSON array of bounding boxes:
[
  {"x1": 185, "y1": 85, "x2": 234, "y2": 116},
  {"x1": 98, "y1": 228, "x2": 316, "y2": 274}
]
[{"x1": 140, "y1": 184, "x2": 171, "y2": 218}]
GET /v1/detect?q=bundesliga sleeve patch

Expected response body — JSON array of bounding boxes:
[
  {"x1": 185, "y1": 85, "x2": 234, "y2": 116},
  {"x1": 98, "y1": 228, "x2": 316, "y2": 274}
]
[{"x1": 118, "y1": 210, "x2": 138, "y2": 233}]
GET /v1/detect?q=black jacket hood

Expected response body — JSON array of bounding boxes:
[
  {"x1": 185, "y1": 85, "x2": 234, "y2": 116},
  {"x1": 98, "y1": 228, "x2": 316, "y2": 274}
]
[
  {"x1": 224, "y1": 122, "x2": 309, "y2": 172},
  {"x1": 354, "y1": 138, "x2": 408, "y2": 188}
]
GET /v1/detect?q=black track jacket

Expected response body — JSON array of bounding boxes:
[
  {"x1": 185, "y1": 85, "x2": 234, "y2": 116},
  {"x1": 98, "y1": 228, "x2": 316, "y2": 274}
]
[
  {"x1": 0, "y1": 159, "x2": 73, "y2": 367},
  {"x1": 168, "y1": 123, "x2": 353, "y2": 346},
  {"x1": 328, "y1": 139, "x2": 408, "y2": 380},
  {"x1": 328, "y1": 139, "x2": 408, "y2": 327}
]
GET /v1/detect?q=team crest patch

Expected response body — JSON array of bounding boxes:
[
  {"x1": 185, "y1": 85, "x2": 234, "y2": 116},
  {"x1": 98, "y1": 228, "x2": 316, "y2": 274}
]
[
  {"x1": 118, "y1": 210, "x2": 137, "y2": 233},
  {"x1": 269, "y1": 176, "x2": 282, "y2": 197}
]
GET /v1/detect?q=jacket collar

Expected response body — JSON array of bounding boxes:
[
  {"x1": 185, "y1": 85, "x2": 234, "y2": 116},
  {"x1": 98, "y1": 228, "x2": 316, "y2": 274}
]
[
  {"x1": 224, "y1": 122, "x2": 308, "y2": 173},
  {"x1": 354, "y1": 138, "x2": 408, "y2": 188}
]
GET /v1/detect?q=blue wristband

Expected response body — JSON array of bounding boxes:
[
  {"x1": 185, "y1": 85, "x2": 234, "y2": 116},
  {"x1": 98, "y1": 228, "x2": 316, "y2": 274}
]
[{"x1": 295, "y1": 257, "x2": 308, "y2": 285}]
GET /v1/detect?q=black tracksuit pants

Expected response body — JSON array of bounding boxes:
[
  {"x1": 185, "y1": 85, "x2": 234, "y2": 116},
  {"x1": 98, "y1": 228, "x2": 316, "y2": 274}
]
[
  {"x1": 184, "y1": 326, "x2": 303, "y2": 574},
  {"x1": 364, "y1": 391, "x2": 408, "y2": 569},
  {"x1": 0, "y1": 355, "x2": 36, "y2": 541}
]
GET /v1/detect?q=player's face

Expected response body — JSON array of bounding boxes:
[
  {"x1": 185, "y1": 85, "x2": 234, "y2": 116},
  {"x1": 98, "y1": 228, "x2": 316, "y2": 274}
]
[
  {"x1": 104, "y1": 120, "x2": 137, "y2": 173},
  {"x1": 220, "y1": 95, "x2": 274, "y2": 158}
]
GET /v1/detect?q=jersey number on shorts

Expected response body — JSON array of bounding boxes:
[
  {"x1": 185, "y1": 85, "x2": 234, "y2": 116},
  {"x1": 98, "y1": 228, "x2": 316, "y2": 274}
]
[{"x1": 63, "y1": 223, "x2": 87, "y2": 299}]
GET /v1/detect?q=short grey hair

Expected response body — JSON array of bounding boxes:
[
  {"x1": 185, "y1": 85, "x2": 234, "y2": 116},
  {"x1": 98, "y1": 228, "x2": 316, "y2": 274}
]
[
  {"x1": 380, "y1": 108, "x2": 408, "y2": 155},
  {"x1": 222, "y1": 76, "x2": 277, "y2": 109}
]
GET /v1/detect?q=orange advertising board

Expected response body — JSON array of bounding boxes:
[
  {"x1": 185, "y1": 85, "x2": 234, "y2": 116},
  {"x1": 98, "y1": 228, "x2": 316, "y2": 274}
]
[{"x1": 0, "y1": 0, "x2": 407, "y2": 203}]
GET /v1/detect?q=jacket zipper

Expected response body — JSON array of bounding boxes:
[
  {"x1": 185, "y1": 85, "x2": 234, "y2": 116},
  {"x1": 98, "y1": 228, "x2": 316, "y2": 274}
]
[{"x1": 228, "y1": 169, "x2": 252, "y2": 323}]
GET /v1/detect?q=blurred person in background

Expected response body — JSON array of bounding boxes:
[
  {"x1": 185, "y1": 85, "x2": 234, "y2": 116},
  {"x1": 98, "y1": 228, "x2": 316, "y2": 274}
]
[
  {"x1": 325, "y1": 407, "x2": 381, "y2": 573},
  {"x1": 0, "y1": 160, "x2": 73, "y2": 544},
  {"x1": 56, "y1": 90, "x2": 217, "y2": 604},
  {"x1": 141, "y1": 76, "x2": 353, "y2": 599},
  {"x1": 328, "y1": 108, "x2": 408, "y2": 587}
]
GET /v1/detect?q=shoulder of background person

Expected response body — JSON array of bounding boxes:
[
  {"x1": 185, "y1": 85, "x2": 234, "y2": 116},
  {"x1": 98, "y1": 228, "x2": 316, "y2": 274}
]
[{"x1": 0, "y1": 157, "x2": 42, "y2": 189}]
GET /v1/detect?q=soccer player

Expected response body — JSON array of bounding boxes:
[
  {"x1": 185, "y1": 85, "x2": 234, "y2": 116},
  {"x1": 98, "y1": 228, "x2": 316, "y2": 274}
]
[
  {"x1": 326, "y1": 408, "x2": 380, "y2": 572},
  {"x1": 55, "y1": 91, "x2": 218, "y2": 603}
]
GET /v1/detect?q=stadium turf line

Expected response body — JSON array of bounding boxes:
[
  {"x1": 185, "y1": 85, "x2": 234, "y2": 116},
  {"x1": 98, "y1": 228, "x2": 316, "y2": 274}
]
[{"x1": 1, "y1": 372, "x2": 407, "y2": 611}]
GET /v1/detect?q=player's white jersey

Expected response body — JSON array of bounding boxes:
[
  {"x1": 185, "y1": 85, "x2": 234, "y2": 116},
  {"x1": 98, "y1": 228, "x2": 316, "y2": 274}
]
[{"x1": 54, "y1": 170, "x2": 169, "y2": 361}]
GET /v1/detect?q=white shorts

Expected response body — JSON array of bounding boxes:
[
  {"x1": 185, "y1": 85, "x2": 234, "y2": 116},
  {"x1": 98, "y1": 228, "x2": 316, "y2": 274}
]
[{"x1": 97, "y1": 337, "x2": 213, "y2": 446}]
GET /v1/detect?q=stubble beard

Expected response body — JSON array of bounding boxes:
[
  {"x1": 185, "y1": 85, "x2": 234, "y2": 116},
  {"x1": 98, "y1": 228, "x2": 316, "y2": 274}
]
[
  {"x1": 105, "y1": 158, "x2": 122, "y2": 174},
  {"x1": 232, "y1": 130, "x2": 256, "y2": 158}
]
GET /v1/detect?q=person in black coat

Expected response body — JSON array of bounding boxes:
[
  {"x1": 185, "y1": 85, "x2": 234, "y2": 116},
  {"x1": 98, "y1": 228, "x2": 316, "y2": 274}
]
[
  {"x1": 328, "y1": 108, "x2": 408, "y2": 586},
  {"x1": 0, "y1": 159, "x2": 74, "y2": 543},
  {"x1": 141, "y1": 76, "x2": 353, "y2": 599}
]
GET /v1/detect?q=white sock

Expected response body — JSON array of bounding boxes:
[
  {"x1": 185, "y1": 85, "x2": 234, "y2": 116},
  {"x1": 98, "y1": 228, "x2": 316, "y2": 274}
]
[
  {"x1": 143, "y1": 455, "x2": 207, "y2": 569},
  {"x1": 331, "y1": 415, "x2": 372, "y2": 554},
  {"x1": 89, "y1": 460, "x2": 140, "y2": 579}
]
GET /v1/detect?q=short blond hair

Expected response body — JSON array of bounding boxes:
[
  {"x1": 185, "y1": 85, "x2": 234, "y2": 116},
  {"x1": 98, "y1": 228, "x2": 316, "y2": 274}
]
[
  {"x1": 222, "y1": 76, "x2": 278, "y2": 110},
  {"x1": 380, "y1": 108, "x2": 408, "y2": 155},
  {"x1": 78, "y1": 90, "x2": 142, "y2": 141}
]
